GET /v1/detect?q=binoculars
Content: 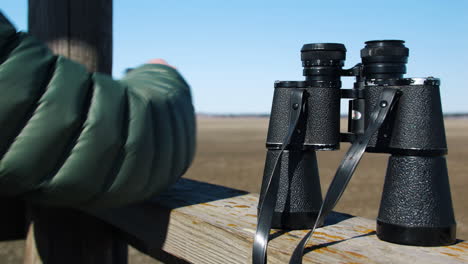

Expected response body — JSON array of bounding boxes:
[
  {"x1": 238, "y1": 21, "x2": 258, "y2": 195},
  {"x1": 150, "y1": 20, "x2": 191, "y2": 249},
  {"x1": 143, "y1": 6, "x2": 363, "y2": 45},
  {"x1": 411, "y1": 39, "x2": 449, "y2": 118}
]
[{"x1": 257, "y1": 40, "x2": 456, "y2": 249}]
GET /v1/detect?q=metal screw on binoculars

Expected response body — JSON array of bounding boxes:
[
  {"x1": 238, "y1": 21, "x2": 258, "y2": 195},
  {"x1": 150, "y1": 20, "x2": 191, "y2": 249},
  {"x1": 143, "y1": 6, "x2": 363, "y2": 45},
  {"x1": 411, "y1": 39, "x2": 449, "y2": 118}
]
[{"x1": 253, "y1": 40, "x2": 456, "y2": 264}]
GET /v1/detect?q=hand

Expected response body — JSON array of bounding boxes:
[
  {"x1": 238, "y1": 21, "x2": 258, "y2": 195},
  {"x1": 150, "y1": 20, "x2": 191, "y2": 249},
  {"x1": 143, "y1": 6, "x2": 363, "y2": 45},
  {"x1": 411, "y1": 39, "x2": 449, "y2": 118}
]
[{"x1": 147, "y1": 59, "x2": 176, "y2": 69}]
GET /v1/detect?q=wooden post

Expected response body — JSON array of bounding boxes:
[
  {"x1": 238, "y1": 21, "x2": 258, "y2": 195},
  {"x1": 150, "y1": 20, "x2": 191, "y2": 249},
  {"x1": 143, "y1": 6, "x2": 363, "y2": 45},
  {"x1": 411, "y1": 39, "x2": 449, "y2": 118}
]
[
  {"x1": 25, "y1": 1, "x2": 127, "y2": 263},
  {"x1": 28, "y1": 0, "x2": 113, "y2": 73}
]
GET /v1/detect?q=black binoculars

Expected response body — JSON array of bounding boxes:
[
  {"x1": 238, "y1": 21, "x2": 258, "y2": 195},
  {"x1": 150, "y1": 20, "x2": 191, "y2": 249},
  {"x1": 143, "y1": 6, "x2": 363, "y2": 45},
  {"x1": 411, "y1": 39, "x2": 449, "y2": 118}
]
[{"x1": 256, "y1": 40, "x2": 456, "y2": 253}]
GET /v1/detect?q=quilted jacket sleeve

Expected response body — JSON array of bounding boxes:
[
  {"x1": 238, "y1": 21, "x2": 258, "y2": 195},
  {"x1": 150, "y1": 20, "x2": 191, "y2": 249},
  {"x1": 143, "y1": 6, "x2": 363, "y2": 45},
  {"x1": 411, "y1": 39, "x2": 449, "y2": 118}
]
[{"x1": 0, "y1": 12, "x2": 196, "y2": 209}]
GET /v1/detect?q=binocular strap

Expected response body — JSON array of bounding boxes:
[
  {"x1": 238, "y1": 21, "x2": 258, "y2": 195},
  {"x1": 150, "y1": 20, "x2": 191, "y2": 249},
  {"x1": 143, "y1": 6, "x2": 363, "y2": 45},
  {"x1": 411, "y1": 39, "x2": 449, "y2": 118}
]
[
  {"x1": 253, "y1": 89, "x2": 306, "y2": 264},
  {"x1": 289, "y1": 87, "x2": 400, "y2": 264}
]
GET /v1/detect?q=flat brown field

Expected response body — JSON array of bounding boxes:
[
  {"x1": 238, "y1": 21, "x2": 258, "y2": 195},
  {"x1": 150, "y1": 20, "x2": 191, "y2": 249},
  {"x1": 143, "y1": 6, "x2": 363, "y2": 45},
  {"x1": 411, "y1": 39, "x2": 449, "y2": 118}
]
[{"x1": 1, "y1": 117, "x2": 466, "y2": 263}]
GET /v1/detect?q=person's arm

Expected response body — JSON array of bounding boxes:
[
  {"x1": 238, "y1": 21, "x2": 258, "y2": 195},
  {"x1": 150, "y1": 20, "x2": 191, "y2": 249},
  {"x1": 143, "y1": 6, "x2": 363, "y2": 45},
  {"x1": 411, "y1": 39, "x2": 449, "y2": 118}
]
[{"x1": 0, "y1": 12, "x2": 196, "y2": 209}]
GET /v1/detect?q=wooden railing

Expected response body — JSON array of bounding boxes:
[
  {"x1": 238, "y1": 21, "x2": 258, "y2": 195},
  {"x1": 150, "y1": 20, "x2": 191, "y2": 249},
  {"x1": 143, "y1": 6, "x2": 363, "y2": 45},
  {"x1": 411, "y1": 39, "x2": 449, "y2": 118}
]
[{"x1": 85, "y1": 179, "x2": 467, "y2": 263}]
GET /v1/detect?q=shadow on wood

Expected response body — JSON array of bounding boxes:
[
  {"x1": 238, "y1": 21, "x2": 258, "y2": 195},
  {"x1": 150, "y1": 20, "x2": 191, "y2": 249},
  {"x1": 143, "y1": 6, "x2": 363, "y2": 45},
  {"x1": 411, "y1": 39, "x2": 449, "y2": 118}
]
[
  {"x1": 89, "y1": 178, "x2": 248, "y2": 260},
  {"x1": 0, "y1": 197, "x2": 26, "y2": 241},
  {"x1": 26, "y1": 206, "x2": 127, "y2": 263},
  {"x1": 303, "y1": 230, "x2": 376, "y2": 254}
]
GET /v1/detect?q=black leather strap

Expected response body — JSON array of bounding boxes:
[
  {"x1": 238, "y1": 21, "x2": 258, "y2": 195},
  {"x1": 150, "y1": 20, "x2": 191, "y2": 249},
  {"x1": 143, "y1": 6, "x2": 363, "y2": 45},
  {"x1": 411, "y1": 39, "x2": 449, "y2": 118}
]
[
  {"x1": 253, "y1": 89, "x2": 305, "y2": 264},
  {"x1": 289, "y1": 87, "x2": 400, "y2": 264}
]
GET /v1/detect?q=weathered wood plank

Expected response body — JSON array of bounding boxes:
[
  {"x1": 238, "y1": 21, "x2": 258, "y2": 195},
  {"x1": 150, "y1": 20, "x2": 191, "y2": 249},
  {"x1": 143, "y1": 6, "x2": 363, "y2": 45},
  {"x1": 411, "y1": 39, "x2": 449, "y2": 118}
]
[{"x1": 91, "y1": 179, "x2": 468, "y2": 263}]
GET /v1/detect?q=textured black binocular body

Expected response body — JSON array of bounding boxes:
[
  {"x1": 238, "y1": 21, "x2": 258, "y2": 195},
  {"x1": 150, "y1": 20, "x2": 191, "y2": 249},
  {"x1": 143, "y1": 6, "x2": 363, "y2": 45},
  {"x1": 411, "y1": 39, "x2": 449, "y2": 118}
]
[{"x1": 258, "y1": 40, "x2": 456, "y2": 246}]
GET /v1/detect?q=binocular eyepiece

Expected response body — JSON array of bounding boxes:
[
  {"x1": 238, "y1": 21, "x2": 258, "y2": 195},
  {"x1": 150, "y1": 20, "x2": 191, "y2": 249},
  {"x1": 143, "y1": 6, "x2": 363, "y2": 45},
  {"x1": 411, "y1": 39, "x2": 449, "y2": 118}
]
[
  {"x1": 258, "y1": 40, "x2": 456, "y2": 251},
  {"x1": 301, "y1": 43, "x2": 346, "y2": 87},
  {"x1": 361, "y1": 40, "x2": 408, "y2": 79},
  {"x1": 301, "y1": 40, "x2": 409, "y2": 81}
]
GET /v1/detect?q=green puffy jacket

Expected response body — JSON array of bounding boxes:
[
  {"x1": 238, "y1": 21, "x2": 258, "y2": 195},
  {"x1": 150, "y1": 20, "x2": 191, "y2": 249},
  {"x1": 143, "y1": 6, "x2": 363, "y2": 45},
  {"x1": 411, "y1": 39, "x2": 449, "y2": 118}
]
[{"x1": 0, "y1": 12, "x2": 196, "y2": 209}]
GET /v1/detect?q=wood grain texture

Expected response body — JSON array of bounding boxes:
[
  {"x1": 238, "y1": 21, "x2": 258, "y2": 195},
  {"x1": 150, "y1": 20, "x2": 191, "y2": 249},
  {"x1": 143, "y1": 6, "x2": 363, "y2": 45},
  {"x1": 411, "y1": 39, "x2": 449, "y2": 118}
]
[
  {"x1": 93, "y1": 179, "x2": 468, "y2": 264},
  {"x1": 25, "y1": 1, "x2": 126, "y2": 264},
  {"x1": 28, "y1": 0, "x2": 112, "y2": 73}
]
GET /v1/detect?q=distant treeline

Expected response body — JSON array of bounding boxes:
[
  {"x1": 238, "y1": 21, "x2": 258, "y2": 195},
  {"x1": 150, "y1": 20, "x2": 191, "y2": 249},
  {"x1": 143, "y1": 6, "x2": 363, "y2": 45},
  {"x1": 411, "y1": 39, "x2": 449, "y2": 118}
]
[{"x1": 197, "y1": 113, "x2": 468, "y2": 118}]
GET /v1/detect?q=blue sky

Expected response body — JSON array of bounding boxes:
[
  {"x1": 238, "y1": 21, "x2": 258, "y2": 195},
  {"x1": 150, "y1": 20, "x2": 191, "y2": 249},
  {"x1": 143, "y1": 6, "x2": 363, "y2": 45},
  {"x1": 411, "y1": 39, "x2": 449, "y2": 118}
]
[{"x1": 2, "y1": 0, "x2": 468, "y2": 114}]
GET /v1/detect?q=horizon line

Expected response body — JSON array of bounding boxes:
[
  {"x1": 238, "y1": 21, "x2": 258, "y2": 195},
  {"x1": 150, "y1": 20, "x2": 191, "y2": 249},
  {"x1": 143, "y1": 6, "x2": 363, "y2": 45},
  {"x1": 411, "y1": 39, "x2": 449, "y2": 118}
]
[{"x1": 197, "y1": 112, "x2": 468, "y2": 117}]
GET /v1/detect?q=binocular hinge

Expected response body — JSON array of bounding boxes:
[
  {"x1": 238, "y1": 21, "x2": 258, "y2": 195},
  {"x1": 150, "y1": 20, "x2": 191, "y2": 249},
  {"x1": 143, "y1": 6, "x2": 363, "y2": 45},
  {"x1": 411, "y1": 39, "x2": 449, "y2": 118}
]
[{"x1": 341, "y1": 89, "x2": 364, "y2": 99}]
